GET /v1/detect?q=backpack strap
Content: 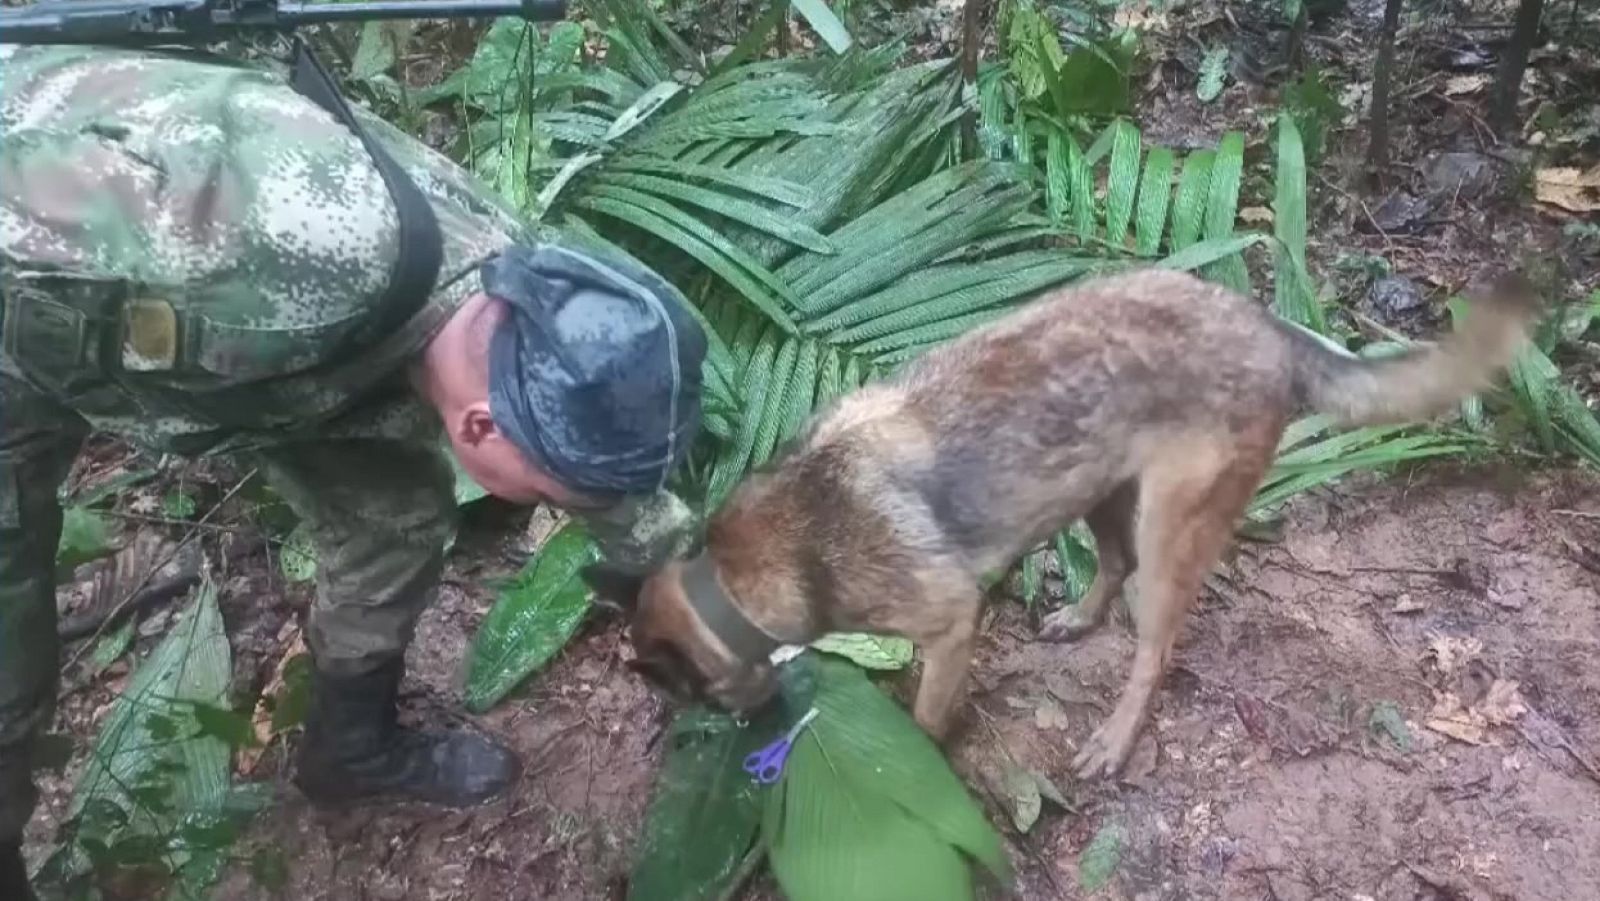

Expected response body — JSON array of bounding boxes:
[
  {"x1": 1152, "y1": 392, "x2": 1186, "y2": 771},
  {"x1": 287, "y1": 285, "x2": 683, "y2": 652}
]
[{"x1": 285, "y1": 37, "x2": 444, "y2": 341}]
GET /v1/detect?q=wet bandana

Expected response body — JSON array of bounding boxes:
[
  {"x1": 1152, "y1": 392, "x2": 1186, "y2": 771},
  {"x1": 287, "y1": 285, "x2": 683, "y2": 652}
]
[{"x1": 482, "y1": 241, "x2": 706, "y2": 497}]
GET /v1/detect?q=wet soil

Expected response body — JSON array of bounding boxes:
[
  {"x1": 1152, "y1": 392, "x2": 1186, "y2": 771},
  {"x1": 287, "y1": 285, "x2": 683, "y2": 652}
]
[{"x1": 25, "y1": 461, "x2": 1600, "y2": 901}]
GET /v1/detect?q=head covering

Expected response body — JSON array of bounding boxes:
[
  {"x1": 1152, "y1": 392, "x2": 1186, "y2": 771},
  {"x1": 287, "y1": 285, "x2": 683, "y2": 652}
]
[{"x1": 481, "y1": 239, "x2": 706, "y2": 498}]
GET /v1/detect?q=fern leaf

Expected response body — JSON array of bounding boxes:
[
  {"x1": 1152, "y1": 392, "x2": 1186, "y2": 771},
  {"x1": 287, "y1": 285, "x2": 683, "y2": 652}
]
[
  {"x1": 805, "y1": 249, "x2": 1077, "y2": 333},
  {"x1": 855, "y1": 307, "x2": 1013, "y2": 356},
  {"x1": 1170, "y1": 149, "x2": 1215, "y2": 251},
  {"x1": 1105, "y1": 119, "x2": 1142, "y2": 248},
  {"x1": 1201, "y1": 131, "x2": 1249, "y2": 291},
  {"x1": 828, "y1": 258, "x2": 1095, "y2": 344},
  {"x1": 752, "y1": 336, "x2": 803, "y2": 467},
  {"x1": 1045, "y1": 126, "x2": 1071, "y2": 224},
  {"x1": 1134, "y1": 147, "x2": 1175, "y2": 256},
  {"x1": 577, "y1": 186, "x2": 801, "y2": 333},
  {"x1": 608, "y1": 156, "x2": 812, "y2": 207},
  {"x1": 1067, "y1": 131, "x2": 1096, "y2": 241},
  {"x1": 595, "y1": 171, "x2": 837, "y2": 253},
  {"x1": 781, "y1": 339, "x2": 823, "y2": 447},
  {"x1": 814, "y1": 345, "x2": 846, "y2": 411},
  {"x1": 1271, "y1": 115, "x2": 1323, "y2": 331},
  {"x1": 706, "y1": 326, "x2": 781, "y2": 506}
]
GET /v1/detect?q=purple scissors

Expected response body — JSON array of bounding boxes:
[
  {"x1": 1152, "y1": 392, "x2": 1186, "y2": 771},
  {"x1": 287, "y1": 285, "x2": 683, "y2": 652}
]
[{"x1": 743, "y1": 707, "x2": 819, "y2": 784}]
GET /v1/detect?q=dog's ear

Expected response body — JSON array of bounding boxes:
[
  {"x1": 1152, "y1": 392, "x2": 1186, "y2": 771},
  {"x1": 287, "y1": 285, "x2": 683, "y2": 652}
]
[{"x1": 580, "y1": 563, "x2": 646, "y2": 614}]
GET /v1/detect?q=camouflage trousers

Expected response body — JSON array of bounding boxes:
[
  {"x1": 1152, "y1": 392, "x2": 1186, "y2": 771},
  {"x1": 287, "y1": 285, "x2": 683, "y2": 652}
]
[{"x1": 0, "y1": 371, "x2": 458, "y2": 843}]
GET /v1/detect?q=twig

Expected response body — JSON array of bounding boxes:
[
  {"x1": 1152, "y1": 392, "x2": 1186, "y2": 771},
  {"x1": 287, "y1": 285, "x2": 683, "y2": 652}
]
[
  {"x1": 1517, "y1": 719, "x2": 1600, "y2": 787},
  {"x1": 57, "y1": 572, "x2": 201, "y2": 642},
  {"x1": 714, "y1": 844, "x2": 768, "y2": 901},
  {"x1": 1552, "y1": 509, "x2": 1600, "y2": 520},
  {"x1": 62, "y1": 469, "x2": 257, "y2": 669}
]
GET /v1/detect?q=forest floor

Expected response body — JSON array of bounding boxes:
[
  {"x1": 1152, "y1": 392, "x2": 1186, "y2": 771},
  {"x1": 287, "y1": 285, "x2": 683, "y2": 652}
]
[{"x1": 18, "y1": 0, "x2": 1600, "y2": 898}]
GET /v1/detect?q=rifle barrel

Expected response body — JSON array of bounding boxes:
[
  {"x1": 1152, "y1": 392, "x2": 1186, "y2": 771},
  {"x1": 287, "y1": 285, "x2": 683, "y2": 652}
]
[
  {"x1": 0, "y1": 0, "x2": 569, "y2": 45},
  {"x1": 276, "y1": 0, "x2": 568, "y2": 24}
]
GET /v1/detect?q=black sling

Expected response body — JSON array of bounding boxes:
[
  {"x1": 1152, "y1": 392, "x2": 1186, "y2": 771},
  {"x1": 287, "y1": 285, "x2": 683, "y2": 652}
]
[{"x1": 284, "y1": 36, "x2": 445, "y2": 339}]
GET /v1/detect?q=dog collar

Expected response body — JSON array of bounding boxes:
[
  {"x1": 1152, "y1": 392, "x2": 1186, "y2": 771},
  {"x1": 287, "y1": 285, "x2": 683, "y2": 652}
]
[{"x1": 681, "y1": 552, "x2": 783, "y2": 664}]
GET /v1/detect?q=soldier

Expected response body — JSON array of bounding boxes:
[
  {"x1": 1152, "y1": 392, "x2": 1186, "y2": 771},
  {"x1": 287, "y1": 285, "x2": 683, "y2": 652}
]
[{"x1": 1, "y1": 41, "x2": 705, "y2": 897}]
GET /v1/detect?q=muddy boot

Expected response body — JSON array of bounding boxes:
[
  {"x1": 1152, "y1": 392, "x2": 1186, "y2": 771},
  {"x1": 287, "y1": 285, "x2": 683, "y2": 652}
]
[
  {"x1": 292, "y1": 657, "x2": 519, "y2": 808},
  {"x1": 2, "y1": 840, "x2": 35, "y2": 901}
]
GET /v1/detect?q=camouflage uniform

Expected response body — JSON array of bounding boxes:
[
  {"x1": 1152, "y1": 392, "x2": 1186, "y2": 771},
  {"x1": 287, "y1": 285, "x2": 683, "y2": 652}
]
[{"x1": 0, "y1": 43, "x2": 692, "y2": 843}]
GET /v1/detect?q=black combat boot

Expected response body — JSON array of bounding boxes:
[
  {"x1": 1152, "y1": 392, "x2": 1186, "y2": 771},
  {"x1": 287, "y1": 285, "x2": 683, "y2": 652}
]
[
  {"x1": 292, "y1": 657, "x2": 520, "y2": 807},
  {"x1": 2, "y1": 839, "x2": 36, "y2": 901}
]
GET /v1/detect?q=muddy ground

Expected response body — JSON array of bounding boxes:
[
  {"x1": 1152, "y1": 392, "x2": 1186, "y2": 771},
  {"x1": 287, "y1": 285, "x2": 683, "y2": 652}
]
[
  {"x1": 29, "y1": 459, "x2": 1600, "y2": 901},
  {"x1": 17, "y1": 0, "x2": 1600, "y2": 898}
]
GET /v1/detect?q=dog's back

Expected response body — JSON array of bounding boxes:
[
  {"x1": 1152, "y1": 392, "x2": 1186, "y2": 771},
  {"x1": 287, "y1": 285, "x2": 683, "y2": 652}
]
[{"x1": 707, "y1": 268, "x2": 1534, "y2": 623}]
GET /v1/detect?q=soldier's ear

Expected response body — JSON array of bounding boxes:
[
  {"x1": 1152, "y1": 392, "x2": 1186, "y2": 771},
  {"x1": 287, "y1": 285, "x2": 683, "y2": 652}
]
[{"x1": 581, "y1": 563, "x2": 646, "y2": 614}]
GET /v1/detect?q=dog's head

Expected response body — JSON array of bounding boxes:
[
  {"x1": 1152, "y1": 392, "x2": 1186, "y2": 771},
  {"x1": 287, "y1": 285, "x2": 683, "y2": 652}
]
[{"x1": 582, "y1": 560, "x2": 779, "y2": 716}]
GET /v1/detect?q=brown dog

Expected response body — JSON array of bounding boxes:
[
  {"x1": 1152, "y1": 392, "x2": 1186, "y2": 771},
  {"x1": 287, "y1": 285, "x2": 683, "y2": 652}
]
[{"x1": 584, "y1": 268, "x2": 1537, "y2": 778}]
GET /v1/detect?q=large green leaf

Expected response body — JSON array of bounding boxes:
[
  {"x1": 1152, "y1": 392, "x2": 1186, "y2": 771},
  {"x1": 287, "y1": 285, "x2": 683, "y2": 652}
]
[
  {"x1": 57, "y1": 505, "x2": 114, "y2": 575},
  {"x1": 463, "y1": 521, "x2": 602, "y2": 712},
  {"x1": 761, "y1": 655, "x2": 1011, "y2": 901},
  {"x1": 59, "y1": 579, "x2": 234, "y2": 892},
  {"x1": 629, "y1": 708, "x2": 781, "y2": 901}
]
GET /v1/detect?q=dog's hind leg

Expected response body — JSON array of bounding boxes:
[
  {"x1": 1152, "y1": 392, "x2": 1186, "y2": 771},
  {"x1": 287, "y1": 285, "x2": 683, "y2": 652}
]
[
  {"x1": 1038, "y1": 479, "x2": 1139, "y2": 642},
  {"x1": 1072, "y1": 435, "x2": 1274, "y2": 779}
]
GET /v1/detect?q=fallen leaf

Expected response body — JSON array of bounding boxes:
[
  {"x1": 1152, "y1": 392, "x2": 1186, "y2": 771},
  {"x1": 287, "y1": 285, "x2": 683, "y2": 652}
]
[
  {"x1": 1534, "y1": 166, "x2": 1600, "y2": 213},
  {"x1": 1369, "y1": 701, "x2": 1413, "y2": 751},
  {"x1": 1479, "y1": 679, "x2": 1527, "y2": 725},
  {"x1": 1000, "y1": 764, "x2": 1043, "y2": 832},
  {"x1": 1078, "y1": 819, "x2": 1126, "y2": 892},
  {"x1": 239, "y1": 628, "x2": 306, "y2": 775},
  {"x1": 1034, "y1": 699, "x2": 1069, "y2": 731},
  {"x1": 1239, "y1": 206, "x2": 1274, "y2": 224},
  {"x1": 1426, "y1": 715, "x2": 1487, "y2": 745},
  {"x1": 1445, "y1": 74, "x2": 1489, "y2": 96},
  {"x1": 1426, "y1": 634, "x2": 1483, "y2": 676},
  {"x1": 1392, "y1": 593, "x2": 1426, "y2": 614}
]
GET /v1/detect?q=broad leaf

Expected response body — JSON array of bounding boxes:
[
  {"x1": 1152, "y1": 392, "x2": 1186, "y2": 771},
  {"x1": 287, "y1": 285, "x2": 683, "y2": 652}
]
[
  {"x1": 463, "y1": 521, "x2": 602, "y2": 712},
  {"x1": 628, "y1": 708, "x2": 780, "y2": 901},
  {"x1": 810, "y1": 633, "x2": 914, "y2": 670},
  {"x1": 64, "y1": 579, "x2": 233, "y2": 889},
  {"x1": 761, "y1": 655, "x2": 1011, "y2": 901}
]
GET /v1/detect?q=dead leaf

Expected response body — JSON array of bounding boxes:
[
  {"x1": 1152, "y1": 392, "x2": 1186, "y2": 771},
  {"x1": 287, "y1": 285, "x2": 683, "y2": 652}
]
[
  {"x1": 1000, "y1": 764, "x2": 1043, "y2": 832},
  {"x1": 1426, "y1": 634, "x2": 1483, "y2": 676},
  {"x1": 1034, "y1": 698, "x2": 1069, "y2": 731},
  {"x1": 1392, "y1": 593, "x2": 1426, "y2": 614},
  {"x1": 1113, "y1": 0, "x2": 1169, "y2": 30},
  {"x1": 238, "y1": 627, "x2": 306, "y2": 776},
  {"x1": 1445, "y1": 74, "x2": 1489, "y2": 96},
  {"x1": 1534, "y1": 166, "x2": 1600, "y2": 213},
  {"x1": 1239, "y1": 206, "x2": 1274, "y2": 225},
  {"x1": 1426, "y1": 714, "x2": 1487, "y2": 745},
  {"x1": 1479, "y1": 679, "x2": 1527, "y2": 725}
]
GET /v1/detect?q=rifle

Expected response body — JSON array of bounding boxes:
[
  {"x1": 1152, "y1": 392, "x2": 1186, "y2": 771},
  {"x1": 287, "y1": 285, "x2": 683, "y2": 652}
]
[{"x1": 0, "y1": 0, "x2": 569, "y2": 45}]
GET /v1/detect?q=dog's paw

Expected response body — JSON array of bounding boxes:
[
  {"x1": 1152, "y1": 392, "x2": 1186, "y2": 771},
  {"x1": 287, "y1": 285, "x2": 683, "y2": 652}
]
[
  {"x1": 1071, "y1": 723, "x2": 1136, "y2": 780},
  {"x1": 1038, "y1": 606, "x2": 1102, "y2": 643}
]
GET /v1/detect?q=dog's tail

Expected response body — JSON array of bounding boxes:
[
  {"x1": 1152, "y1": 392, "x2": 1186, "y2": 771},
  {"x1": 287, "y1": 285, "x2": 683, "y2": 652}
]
[{"x1": 1281, "y1": 274, "x2": 1542, "y2": 428}]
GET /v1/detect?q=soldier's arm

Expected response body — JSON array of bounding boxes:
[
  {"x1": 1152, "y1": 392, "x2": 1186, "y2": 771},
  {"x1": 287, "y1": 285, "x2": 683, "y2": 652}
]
[{"x1": 571, "y1": 488, "x2": 700, "y2": 574}]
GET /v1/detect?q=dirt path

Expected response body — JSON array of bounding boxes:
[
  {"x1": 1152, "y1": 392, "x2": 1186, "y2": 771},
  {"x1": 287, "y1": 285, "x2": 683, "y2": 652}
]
[{"x1": 170, "y1": 461, "x2": 1597, "y2": 901}]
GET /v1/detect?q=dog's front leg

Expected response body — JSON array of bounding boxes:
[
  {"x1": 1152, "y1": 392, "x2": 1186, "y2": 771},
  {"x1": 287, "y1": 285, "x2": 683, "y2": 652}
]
[{"x1": 910, "y1": 595, "x2": 983, "y2": 741}]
